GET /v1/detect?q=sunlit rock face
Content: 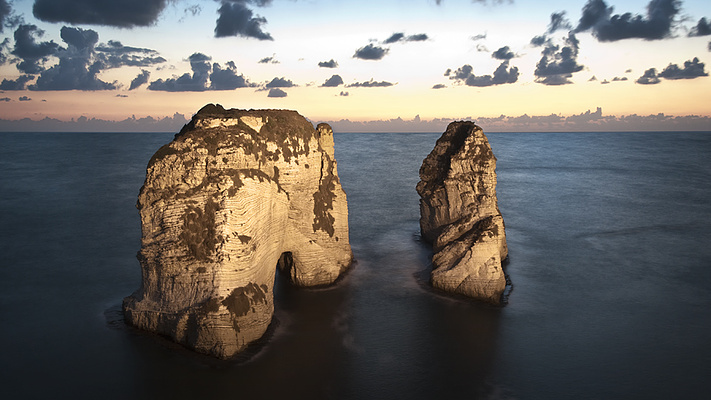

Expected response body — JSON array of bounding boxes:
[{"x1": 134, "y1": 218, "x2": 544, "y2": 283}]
[
  {"x1": 123, "y1": 104, "x2": 353, "y2": 358},
  {"x1": 416, "y1": 121, "x2": 508, "y2": 304}
]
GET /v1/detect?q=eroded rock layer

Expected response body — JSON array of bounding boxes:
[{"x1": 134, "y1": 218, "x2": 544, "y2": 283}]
[
  {"x1": 123, "y1": 104, "x2": 353, "y2": 358},
  {"x1": 416, "y1": 121, "x2": 508, "y2": 303}
]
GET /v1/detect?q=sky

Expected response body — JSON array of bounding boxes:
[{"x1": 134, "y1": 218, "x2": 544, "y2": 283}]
[{"x1": 0, "y1": 0, "x2": 710, "y2": 132}]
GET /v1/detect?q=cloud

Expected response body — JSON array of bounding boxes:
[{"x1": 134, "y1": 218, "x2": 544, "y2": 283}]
[
  {"x1": 258, "y1": 55, "x2": 279, "y2": 64},
  {"x1": 636, "y1": 68, "x2": 661, "y2": 84},
  {"x1": 383, "y1": 33, "x2": 405, "y2": 44},
  {"x1": 10, "y1": 24, "x2": 59, "y2": 74},
  {"x1": 267, "y1": 88, "x2": 287, "y2": 97},
  {"x1": 383, "y1": 32, "x2": 429, "y2": 44},
  {"x1": 318, "y1": 59, "x2": 338, "y2": 68},
  {"x1": 265, "y1": 77, "x2": 295, "y2": 88},
  {"x1": 148, "y1": 53, "x2": 253, "y2": 92},
  {"x1": 32, "y1": 0, "x2": 168, "y2": 28},
  {"x1": 353, "y1": 44, "x2": 389, "y2": 60},
  {"x1": 447, "y1": 60, "x2": 519, "y2": 87},
  {"x1": 476, "y1": 43, "x2": 489, "y2": 52},
  {"x1": 214, "y1": 1, "x2": 273, "y2": 40},
  {"x1": 116, "y1": 94, "x2": 128, "y2": 97},
  {"x1": 0, "y1": 74, "x2": 35, "y2": 90},
  {"x1": 612, "y1": 76, "x2": 628, "y2": 81},
  {"x1": 636, "y1": 58, "x2": 708, "y2": 84},
  {"x1": 339, "y1": 91, "x2": 348, "y2": 97},
  {"x1": 321, "y1": 75, "x2": 343, "y2": 87},
  {"x1": 129, "y1": 70, "x2": 150, "y2": 90},
  {"x1": 491, "y1": 46, "x2": 515, "y2": 60},
  {"x1": 345, "y1": 79, "x2": 394, "y2": 88},
  {"x1": 30, "y1": 26, "x2": 117, "y2": 91},
  {"x1": 534, "y1": 32, "x2": 584, "y2": 85},
  {"x1": 548, "y1": 11, "x2": 572, "y2": 34},
  {"x1": 689, "y1": 17, "x2": 711, "y2": 37},
  {"x1": 210, "y1": 61, "x2": 252, "y2": 89},
  {"x1": 658, "y1": 57, "x2": 708, "y2": 80},
  {"x1": 94, "y1": 40, "x2": 166, "y2": 68},
  {"x1": 19, "y1": 95, "x2": 31, "y2": 101},
  {"x1": 432, "y1": 84, "x2": 446, "y2": 89},
  {"x1": 575, "y1": 0, "x2": 680, "y2": 42},
  {"x1": 471, "y1": 33, "x2": 487, "y2": 41},
  {"x1": 0, "y1": 0, "x2": 10, "y2": 33},
  {"x1": 0, "y1": 97, "x2": 10, "y2": 101},
  {"x1": 530, "y1": 35, "x2": 548, "y2": 47}
]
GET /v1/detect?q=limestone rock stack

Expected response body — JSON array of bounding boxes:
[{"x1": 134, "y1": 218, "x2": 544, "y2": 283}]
[
  {"x1": 123, "y1": 104, "x2": 353, "y2": 358},
  {"x1": 416, "y1": 121, "x2": 508, "y2": 304}
]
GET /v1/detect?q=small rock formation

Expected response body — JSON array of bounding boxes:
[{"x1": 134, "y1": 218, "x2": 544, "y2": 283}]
[
  {"x1": 416, "y1": 121, "x2": 508, "y2": 304},
  {"x1": 123, "y1": 104, "x2": 353, "y2": 358}
]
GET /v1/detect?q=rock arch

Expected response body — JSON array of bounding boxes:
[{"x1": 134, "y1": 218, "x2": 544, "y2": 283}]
[{"x1": 123, "y1": 105, "x2": 353, "y2": 359}]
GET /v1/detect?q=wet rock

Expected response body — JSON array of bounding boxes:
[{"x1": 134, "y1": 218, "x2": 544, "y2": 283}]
[
  {"x1": 417, "y1": 121, "x2": 508, "y2": 303},
  {"x1": 123, "y1": 104, "x2": 353, "y2": 358}
]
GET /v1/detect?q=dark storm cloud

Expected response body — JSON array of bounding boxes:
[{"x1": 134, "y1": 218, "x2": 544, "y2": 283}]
[
  {"x1": 0, "y1": 74, "x2": 34, "y2": 90},
  {"x1": 636, "y1": 68, "x2": 660, "y2": 84},
  {"x1": 353, "y1": 44, "x2": 389, "y2": 60},
  {"x1": 383, "y1": 32, "x2": 428, "y2": 44},
  {"x1": 30, "y1": 26, "x2": 117, "y2": 90},
  {"x1": 689, "y1": 17, "x2": 711, "y2": 37},
  {"x1": 267, "y1": 88, "x2": 287, "y2": 97},
  {"x1": 318, "y1": 59, "x2": 338, "y2": 68},
  {"x1": 210, "y1": 61, "x2": 252, "y2": 89},
  {"x1": 321, "y1": 75, "x2": 343, "y2": 87},
  {"x1": 575, "y1": 0, "x2": 680, "y2": 42},
  {"x1": 547, "y1": 11, "x2": 572, "y2": 34},
  {"x1": 10, "y1": 24, "x2": 59, "y2": 74},
  {"x1": 345, "y1": 79, "x2": 394, "y2": 88},
  {"x1": 447, "y1": 61, "x2": 519, "y2": 87},
  {"x1": 214, "y1": 1, "x2": 273, "y2": 40},
  {"x1": 265, "y1": 77, "x2": 295, "y2": 88},
  {"x1": 32, "y1": 0, "x2": 167, "y2": 28},
  {"x1": 491, "y1": 46, "x2": 515, "y2": 60},
  {"x1": 129, "y1": 70, "x2": 150, "y2": 90},
  {"x1": 534, "y1": 32, "x2": 584, "y2": 85}
]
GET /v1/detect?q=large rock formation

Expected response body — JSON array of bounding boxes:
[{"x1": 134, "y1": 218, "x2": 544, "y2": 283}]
[
  {"x1": 123, "y1": 104, "x2": 353, "y2": 358},
  {"x1": 416, "y1": 121, "x2": 508, "y2": 304}
]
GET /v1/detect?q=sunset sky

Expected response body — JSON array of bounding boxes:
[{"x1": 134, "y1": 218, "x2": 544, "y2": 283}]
[{"x1": 1, "y1": 0, "x2": 710, "y2": 131}]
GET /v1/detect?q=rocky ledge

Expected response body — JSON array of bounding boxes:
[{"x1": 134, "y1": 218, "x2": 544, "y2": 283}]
[
  {"x1": 416, "y1": 121, "x2": 508, "y2": 304},
  {"x1": 123, "y1": 104, "x2": 353, "y2": 358}
]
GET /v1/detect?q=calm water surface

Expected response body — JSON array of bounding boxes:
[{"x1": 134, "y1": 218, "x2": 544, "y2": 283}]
[{"x1": 1, "y1": 131, "x2": 710, "y2": 399}]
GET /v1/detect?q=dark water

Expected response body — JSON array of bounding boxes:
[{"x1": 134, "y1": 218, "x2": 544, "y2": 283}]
[{"x1": 1, "y1": 131, "x2": 710, "y2": 399}]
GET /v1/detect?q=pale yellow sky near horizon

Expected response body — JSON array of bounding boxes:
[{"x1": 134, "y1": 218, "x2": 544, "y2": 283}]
[{"x1": 1, "y1": 0, "x2": 710, "y2": 126}]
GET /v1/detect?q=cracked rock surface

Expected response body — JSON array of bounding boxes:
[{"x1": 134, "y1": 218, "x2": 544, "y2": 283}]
[
  {"x1": 123, "y1": 104, "x2": 353, "y2": 358},
  {"x1": 417, "y1": 121, "x2": 508, "y2": 304}
]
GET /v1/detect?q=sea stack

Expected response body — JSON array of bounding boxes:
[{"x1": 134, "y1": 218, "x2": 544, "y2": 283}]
[
  {"x1": 123, "y1": 104, "x2": 353, "y2": 358},
  {"x1": 416, "y1": 121, "x2": 508, "y2": 304}
]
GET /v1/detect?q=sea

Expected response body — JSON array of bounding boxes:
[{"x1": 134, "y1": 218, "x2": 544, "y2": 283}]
[{"x1": 1, "y1": 130, "x2": 710, "y2": 400}]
